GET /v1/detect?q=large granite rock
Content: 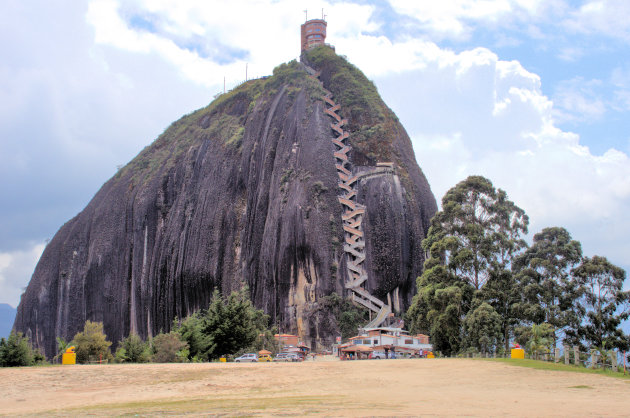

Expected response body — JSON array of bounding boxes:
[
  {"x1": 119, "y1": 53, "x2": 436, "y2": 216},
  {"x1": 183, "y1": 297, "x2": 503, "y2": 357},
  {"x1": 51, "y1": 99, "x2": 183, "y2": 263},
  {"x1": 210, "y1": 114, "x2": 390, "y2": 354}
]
[{"x1": 14, "y1": 47, "x2": 437, "y2": 357}]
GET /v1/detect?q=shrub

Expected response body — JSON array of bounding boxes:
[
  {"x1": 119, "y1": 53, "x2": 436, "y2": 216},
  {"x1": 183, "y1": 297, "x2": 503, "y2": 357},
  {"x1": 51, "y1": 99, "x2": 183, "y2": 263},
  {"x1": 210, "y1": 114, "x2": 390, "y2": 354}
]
[
  {"x1": 115, "y1": 332, "x2": 150, "y2": 363},
  {"x1": 72, "y1": 320, "x2": 113, "y2": 364},
  {"x1": 0, "y1": 332, "x2": 34, "y2": 367},
  {"x1": 151, "y1": 332, "x2": 188, "y2": 363}
]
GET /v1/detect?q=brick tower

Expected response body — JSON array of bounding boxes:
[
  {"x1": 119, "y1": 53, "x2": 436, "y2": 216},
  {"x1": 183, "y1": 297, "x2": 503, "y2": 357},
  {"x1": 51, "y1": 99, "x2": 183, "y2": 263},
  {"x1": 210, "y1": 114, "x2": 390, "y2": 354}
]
[{"x1": 301, "y1": 18, "x2": 327, "y2": 52}]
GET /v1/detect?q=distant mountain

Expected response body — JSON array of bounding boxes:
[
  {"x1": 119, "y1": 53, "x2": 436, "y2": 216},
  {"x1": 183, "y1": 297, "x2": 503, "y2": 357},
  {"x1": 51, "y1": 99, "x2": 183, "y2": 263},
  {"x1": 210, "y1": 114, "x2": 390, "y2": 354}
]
[{"x1": 0, "y1": 304, "x2": 16, "y2": 339}]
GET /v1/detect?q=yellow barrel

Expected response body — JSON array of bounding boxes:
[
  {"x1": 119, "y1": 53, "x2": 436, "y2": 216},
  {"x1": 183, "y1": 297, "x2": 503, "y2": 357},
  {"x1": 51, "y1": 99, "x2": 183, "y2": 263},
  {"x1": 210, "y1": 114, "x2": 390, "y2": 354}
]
[
  {"x1": 511, "y1": 348, "x2": 525, "y2": 359},
  {"x1": 219, "y1": 357, "x2": 227, "y2": 363},
  {"x1": 62, "y1": 346, "x2": 76, "y2": 365}
]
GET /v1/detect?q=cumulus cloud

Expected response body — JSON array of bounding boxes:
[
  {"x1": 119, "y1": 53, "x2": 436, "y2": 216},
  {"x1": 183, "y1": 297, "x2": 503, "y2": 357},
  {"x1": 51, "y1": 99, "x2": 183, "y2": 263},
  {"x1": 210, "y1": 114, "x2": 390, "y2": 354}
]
[{"x1": 344, "y1": 40, "x2": 630, "y2": 272}]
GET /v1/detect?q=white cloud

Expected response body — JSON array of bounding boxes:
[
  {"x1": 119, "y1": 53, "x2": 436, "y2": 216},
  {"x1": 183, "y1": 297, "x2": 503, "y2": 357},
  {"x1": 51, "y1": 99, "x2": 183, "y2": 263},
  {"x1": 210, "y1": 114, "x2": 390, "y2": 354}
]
[
  {"x1": 387, "y1": 0, "x2": 561, "y2": 40},
  {"x1": 86, "y1": 0, "x2": 379, "y2": 87},
  {"x1": 564, "y1": 0, "x2": 630, "y2": 41},
  {"x1": 0, "y1": 243, "x2": 46, "y2": 308},
  {"x1": 361, "y1": 42, "x2": 630, "y2": 272},
  {"x1": 552, "y1": 77, "x2": 606, "y2": 124}
]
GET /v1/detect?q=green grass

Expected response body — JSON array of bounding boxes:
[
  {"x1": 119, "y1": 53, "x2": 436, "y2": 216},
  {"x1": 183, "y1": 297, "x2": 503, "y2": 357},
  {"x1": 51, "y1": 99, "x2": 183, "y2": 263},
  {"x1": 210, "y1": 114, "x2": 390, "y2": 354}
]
[
  {"x1": 44, "y1": 394, "x2": 345, "y2": 416},
  {"x1": 482, "y1": 357, "x2": 630, "y2": 380}
]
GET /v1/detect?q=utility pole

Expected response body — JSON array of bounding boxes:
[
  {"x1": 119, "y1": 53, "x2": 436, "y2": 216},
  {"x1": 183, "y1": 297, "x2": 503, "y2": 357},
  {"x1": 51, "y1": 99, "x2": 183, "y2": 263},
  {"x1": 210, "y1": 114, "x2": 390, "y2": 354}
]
[
  {"x1": 304, "y1": 9, "x2": 307, "y2": 21},
  {"x1": 246, "y1": 63, "x2": 248, "y2": 81},
  {"x1": 223, "y1": 76, "x2": 225, "y2": 93}
]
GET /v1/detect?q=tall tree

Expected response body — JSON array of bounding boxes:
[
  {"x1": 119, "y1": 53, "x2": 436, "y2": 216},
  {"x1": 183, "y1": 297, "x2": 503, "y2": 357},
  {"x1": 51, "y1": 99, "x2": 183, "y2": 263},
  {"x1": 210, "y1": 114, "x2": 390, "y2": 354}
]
[
  {"x1": 425, "y1": 176, "x2": 498, "y2": 289},
  {"x1": 573, "y1": 256, "x2": 629, "y2": 351},
  {"x1": 407, "y1": 261, "x2": 473, "y2": 355},
  {"x1": 198, "y1": 288, "x2": 265, "y2": 360},
  {"x1": 514, "y1": 227, "x2": 583, "y2": 347},
  {"x1": 481, "y1": 269, "x2": 523, "y2": 353},
  {"x1": 408, "y1": 176, "x2": 527, "y2": 354}
]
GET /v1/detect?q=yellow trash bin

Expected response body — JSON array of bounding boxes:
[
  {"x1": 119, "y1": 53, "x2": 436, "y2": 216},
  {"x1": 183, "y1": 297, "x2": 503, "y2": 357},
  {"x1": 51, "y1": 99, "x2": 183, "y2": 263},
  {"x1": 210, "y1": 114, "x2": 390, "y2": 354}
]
[
  {"x1": 511, "y1": 348, "x2": 525, "y2": 359},
  {"x1": 219, "y1": 357, "x2": 227, "y2": 363},
  {"x1": 62, "y1": 346, "x2": 76, "y2": 365}
]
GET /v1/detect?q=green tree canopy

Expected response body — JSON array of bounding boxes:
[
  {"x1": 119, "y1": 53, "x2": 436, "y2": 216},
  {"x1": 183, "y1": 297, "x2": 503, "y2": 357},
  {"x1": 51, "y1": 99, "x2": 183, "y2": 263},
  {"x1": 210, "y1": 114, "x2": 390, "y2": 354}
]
[
  {"x1": 72, "y1": 320, "x2": 113, "y2": 364},
  {"x1": 463, "y1": 302, "x2": 503, "y2": 354},
  {"x1": 115, "y1": 332, "x2": 150, "y2": 363},
  {"x1": 424, "y1": 176, "x2": 527, "y2": 289},
  {"x1": 573, "y1": 256, "x2": 629, "y2": 351},
  {"x1": 408, "y1": 175, "x2": 528, "y2": 355},
  {"x1": 0, "y1": 332, "x2": 35, "y2": 367},
  {"x1": 514, "y1": 227, "x2": 583, "y2": 347},
  {"x1": 174, "y1": 287, "x2": 268, "y2": 361}
]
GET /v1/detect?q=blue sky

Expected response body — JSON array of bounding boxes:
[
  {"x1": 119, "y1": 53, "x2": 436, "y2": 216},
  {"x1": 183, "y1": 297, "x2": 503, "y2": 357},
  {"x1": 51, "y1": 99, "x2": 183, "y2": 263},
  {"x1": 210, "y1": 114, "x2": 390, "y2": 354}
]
[{"x1": 1, "y1": 0, "x2": 629, "y2": 320}]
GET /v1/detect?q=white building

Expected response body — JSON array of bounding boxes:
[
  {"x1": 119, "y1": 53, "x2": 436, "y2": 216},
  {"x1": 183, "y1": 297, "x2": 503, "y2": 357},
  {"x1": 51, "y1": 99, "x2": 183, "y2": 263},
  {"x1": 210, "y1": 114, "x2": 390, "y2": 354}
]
[{"x1": 346, "y1": 327, "x2": 433, "y2": 355}]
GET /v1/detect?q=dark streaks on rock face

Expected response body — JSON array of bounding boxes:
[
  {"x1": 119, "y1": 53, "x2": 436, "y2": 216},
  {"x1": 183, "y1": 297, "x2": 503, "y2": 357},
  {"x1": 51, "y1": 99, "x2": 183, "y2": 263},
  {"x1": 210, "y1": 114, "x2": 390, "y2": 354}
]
[{"x1": 14, "y1": 55, "x2": 436, "y2": 357}]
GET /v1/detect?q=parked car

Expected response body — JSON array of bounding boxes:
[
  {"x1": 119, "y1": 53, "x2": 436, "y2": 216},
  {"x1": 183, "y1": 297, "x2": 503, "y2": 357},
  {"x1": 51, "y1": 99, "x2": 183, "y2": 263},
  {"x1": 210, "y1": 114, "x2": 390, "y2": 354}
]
[
  {"x1": 273, "y1": 353, "x2": 291, "y2": 362},
  {"x1": 273, "y1": 352, "x2": 302, "y2": 362},
  {"x1": 370, "y1": 351, "x2": 397, "y2": 359},
  {"x1": 234, "y1": 353, "x2": 258, "y2": 362},
  {"x1": 287, "y1": 353, "x2": 303, "y2": 362},
  {"x1": 258, "y1": 354, "x2": 272, "y2": 362}
]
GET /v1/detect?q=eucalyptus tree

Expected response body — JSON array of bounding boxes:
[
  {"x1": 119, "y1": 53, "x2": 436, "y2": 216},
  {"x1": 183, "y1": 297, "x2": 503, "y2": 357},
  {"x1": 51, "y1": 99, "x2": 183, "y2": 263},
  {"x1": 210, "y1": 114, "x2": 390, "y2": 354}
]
[
  {"x1": 408, "y1": 176, "x2": 528, "y2": 354},
  {"x1": 482, "y1": 188, "x2": 529, "y2": 352},
  {"x1": 573, "y1": 256, "x2": 629, "y2": 351},
  {"x1": 513, "y1": 227, "x2": 583, "y2": 347}
]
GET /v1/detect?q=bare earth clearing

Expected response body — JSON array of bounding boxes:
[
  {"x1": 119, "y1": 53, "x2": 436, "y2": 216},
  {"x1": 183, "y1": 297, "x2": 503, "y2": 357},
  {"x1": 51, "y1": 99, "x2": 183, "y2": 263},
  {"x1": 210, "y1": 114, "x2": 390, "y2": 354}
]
[{"x1": 1, "y1": 358, "x2": 628, "y2": 416}]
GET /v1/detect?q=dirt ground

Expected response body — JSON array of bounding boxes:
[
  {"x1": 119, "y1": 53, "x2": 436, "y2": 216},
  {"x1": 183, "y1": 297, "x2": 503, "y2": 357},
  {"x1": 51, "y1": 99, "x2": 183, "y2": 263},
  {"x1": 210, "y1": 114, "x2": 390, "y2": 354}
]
[{"x1": 1, "y1": 357, "x2": 628, "y2": 416}]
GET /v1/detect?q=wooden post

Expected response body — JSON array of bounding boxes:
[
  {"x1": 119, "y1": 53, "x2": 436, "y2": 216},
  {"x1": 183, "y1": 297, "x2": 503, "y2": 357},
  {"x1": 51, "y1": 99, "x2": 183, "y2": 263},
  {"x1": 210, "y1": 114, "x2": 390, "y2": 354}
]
[
  {"x1": 611, "y1": 351, "x2": 618, "y2": 373},
  {"x1": 554, "y1": 348, "x2": 560, "y2": 363},
  {"x1": 564, "y1": 345, "x2": 570, "y2": 365},
  {"x1": 573, "y1": 346, "x2": 579, "y2": 366}
]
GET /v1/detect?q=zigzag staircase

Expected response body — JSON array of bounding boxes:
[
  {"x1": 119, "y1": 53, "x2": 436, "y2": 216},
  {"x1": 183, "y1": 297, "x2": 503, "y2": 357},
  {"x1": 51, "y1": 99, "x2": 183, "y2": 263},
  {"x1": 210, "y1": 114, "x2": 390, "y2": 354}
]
[{"x1": 303, "y1": 63, "x2": 391, "y2": 329}]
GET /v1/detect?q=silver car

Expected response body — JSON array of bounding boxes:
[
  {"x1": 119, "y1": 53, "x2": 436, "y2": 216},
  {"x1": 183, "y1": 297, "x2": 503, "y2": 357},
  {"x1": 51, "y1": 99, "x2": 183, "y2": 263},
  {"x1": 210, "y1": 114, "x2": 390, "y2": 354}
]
[{"x1": 234, "y1": 353, "x2": 258, "y2": 362}]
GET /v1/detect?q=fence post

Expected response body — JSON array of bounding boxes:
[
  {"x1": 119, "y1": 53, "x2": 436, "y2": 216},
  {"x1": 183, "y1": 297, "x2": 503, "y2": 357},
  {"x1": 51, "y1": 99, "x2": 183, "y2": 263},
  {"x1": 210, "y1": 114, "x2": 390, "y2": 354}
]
[
  {"x1": 591, "y1": 351, "x2": 599, "y2": 369},
  {"x1": 554, "y1": 347, "x2": 560, "y2": 363},
  {"x1": 573, "y1": 346, "x2": 579, "y2": 366},
  {"x1": 611, "y1": 351, "x2": 618, "y2": 373},
  {"x1": 564, "y1": 345, "x2": 570, "y2": 365}
]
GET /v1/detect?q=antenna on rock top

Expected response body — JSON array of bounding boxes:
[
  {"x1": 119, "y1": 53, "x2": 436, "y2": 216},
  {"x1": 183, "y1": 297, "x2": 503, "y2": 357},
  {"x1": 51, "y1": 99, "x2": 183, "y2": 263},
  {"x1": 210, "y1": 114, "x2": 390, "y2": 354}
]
[
  {"x1": 322, "y1": 8, "x2": 324, "y2": 20},
  {"x1": 304, "y1": 9, "x2": 307, "y2": 21}
]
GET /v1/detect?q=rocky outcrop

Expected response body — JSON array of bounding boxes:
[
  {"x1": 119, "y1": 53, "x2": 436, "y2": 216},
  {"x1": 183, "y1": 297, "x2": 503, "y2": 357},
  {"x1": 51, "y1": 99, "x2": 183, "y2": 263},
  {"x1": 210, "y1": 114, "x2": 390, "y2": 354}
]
[{"x1": 14, "y1": 47, "x2": 437, "y2": 357}]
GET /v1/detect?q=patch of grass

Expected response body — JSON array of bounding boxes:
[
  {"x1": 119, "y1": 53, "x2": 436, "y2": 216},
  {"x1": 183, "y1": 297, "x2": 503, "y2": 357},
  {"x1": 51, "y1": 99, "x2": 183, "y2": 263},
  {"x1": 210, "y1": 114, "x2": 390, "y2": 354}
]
[
  {"x1": 569, "y1": 385, "x2": 593, "y2": 389},
  {"x1": 48, "y1": 394, "x2": 345, "y2": 416},
  {"x1": 483, "y1": 358, "x2": 630, "y2": 380}
]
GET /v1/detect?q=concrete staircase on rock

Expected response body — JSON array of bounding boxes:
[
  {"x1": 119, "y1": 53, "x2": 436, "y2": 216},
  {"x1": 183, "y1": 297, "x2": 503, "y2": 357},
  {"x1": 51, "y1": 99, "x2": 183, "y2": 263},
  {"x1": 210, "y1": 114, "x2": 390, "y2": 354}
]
[{"x1": 303, "y1": 63, "x2": 391, "y2": 328}]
